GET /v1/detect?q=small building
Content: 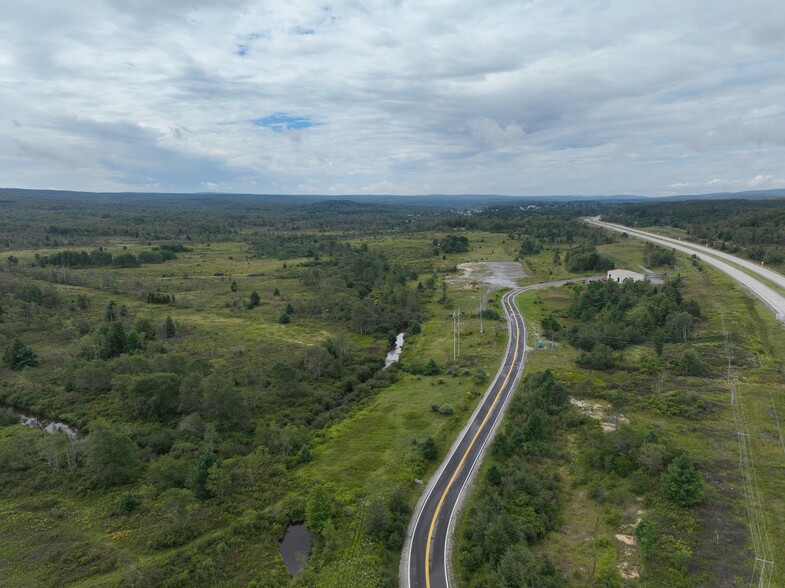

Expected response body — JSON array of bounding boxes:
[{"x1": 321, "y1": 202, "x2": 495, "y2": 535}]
[{"x1": 607, "y1": 269, "x2": 646, "y2": 283}]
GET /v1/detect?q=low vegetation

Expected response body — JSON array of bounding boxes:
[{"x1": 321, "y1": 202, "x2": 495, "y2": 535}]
[{"x1": 0, "y1": 191, "x2": 783, "y2": 586}]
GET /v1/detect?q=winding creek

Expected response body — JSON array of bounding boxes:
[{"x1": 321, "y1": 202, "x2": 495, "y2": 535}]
[
  {"x1": 384, "y1": 332, "x2": 405, "y2": 369},
  {"x1": 2, "y1": 404, "x2": 81, "y2": 439}
]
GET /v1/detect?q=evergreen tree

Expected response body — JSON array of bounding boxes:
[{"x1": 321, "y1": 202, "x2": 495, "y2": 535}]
[
  {"x1": 164, "y1": 315, "x2": 176, "y2": 338},
  {"x1": 2, "y1": 339, "x2": 38, "y2": 370},
  {"x1": 661, "y1": 454, "x2": 704, "y2": 506},
  {"x1": 104, "y1": 322, "x2": 127, "y2": 358}
]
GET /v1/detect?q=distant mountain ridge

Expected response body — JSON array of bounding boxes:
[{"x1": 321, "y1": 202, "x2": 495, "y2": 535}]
[{"x1": 1, "y1": 187, "x2": 784, "y2": 208}]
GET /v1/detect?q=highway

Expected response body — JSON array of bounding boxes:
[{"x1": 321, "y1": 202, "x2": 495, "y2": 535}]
[
  {"x1": 402, "y1": 280, "x2": 576, "y2": 588},
  {"x1": 586, "y1": 217, "x2": 785, "y2": 321},
  {"x1": 587, "y1": 218, "x2": 785, "y2": 291}
]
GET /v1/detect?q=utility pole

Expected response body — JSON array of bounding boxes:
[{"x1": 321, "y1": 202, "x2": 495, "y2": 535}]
[
  {"x1": 480, "y1": 287, "x2": 489, "y2": 334},
  {"x1": 756, "y1": 558, "x2": 773, "y2": 588},
  {"x1": 453, "y1": 308, "x2": 461, "y2": 362}
]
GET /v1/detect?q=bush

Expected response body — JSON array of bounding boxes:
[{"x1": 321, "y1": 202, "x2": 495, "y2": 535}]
[
  {"x1": 112, "y1": 253, "x2": 140, "y2": 268},
  {"x1": 577, "y1": 343, "x2": 616, "y2": 371},
  {"x1": 438, "y1": 404, "x2": 454, "y2": 416},
  {"x1": 680, "y1": 350, "x2": 708, "y2": 377},
  {"x1": 440, "y1": 235, "x2": 469, "y2": 253},
  {"x1": 85, "y1": 422, "x2": 140, "y2": 488},
  {"x1": 0, "y1": 408, "x2": 18, "y2": 427},
  {"x1": 661, "y1": 454, "x2": 703, "y2": 506},
  {"x1": 113, "y1": 493, "x2": 139, "y2": 516},
  {"x1": 420, "y1": 438, "x2": 437, "y2": 461},
  {"x1": 636, "y1": 517, "x2": 657, "y2": 557},
  {"x1": 138, "y1": 250, "x2": 164, "y2": 264},
  {"x1": 192, "y1": 453, "x2": 219, "y2": 499},
  {"x1": 305, "y1": 483, "x2": 333, "y2": 534},
  {"x1": 423, "y1": 359, "x2": 440, "y2": 376},
  {"x1": 565, "y1": 245, "x2": 614, "y2": 272},
  {"x1": 407, "y1": 358, "x2": 441, "y2": 376}
]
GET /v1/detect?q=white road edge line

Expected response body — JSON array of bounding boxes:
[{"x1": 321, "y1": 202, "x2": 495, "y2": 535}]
[{"x1": 402, "y1": 288, "x2": 517, "y2": 588}]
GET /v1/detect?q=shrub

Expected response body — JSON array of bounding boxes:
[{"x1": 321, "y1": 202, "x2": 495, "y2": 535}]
[
  {"x1": 112, "y1": 253, "x2": 140, "y2": 268},
  {"x1": 636, "y1": 517, "x2": 657, "y2": 557},
  {"x1": 661, "y1": 454, "x2": 703, "y2": 506},
  {"x1": 438, "y1": 404, "x2": 454, "y2": 416},
  {"x1": 113, "y1": 493, "x2": 139, "y2": 516},
  {"x1": 420, "y1": 438, "x2": 437, "y2": 461},
  {"x1": 577, "y1": 343, "x2": 616, "y2": 371},
  {"x1": 306, "y1": 483, "x2": 333, "y2": 534}
]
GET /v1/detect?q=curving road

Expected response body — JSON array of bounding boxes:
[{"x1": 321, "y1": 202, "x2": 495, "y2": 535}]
[
  {"x1": 402, "y1": 280, "x2": 583, "y2": 588},
  {"x1": 586, "y1": 217, "x2": 785, "y2": 321}
]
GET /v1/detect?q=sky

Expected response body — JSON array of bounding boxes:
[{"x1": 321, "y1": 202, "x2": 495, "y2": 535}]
[{"x1": 1, "y1": 1, "x2": 785, "y2": 197}]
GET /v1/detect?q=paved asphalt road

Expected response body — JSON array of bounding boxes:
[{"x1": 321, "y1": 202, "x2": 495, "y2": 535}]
[
  {"x1": 402, "y1": 280, "x2": 586, "y2": 588},
  {"x1": 586, "y1": 217, "x2": 785, "y2": 320},
  {"x1": 588, "y1": 218, "x2": 785, "y2": 291}
]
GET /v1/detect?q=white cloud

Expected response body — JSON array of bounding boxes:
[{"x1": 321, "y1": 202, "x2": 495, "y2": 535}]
[
  {"x1": 748, "y1": 174, "x2": 774, "y2": 187},
  {"x1": 0, "y1": 0, "x2": 784, "y2": 195}
]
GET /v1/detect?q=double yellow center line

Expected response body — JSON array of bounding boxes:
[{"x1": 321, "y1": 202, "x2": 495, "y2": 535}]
[{"x1": 424, "y1": 292, "x2": 522, "y2": 588}]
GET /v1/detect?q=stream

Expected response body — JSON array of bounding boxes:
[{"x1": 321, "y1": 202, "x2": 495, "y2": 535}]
[
  {"x1": 384, "y1": 332, "x2": 405, "y2": 369},
  {"x1": 2, "y1": 404, "x2": 81, "y2": 439}
]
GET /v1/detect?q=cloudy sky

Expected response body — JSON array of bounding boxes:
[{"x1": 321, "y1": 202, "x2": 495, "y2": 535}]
[{"x1": 1, "y1": 1, "x2": 784, "y2": 196}]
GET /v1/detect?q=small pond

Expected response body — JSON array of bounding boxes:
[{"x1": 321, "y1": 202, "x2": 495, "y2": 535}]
[
  {"x1": 384, "y1": 332, "x2": 405, "y2": 369},
  {"x1": 279, "y1": 523, "x2": 311, "y2": 576}
]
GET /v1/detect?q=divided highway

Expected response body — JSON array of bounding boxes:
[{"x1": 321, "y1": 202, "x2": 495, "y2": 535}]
[
  {"x1": 587, "y1": 217, "x2": 785, "y2": 321},
  {"x1": 402, "y1": 280, "x2": 578, "y2": 588}
]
